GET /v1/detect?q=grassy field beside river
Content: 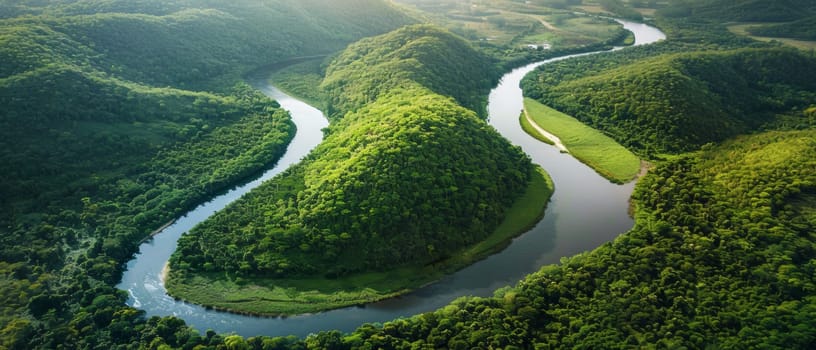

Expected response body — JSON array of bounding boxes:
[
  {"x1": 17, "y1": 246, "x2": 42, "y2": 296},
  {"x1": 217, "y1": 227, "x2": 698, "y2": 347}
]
[
  {"x1": 520, "y1": 112, "x2": 556, "y2": 146},
  {"x1": 166, "y1": 166, "x2": 554, "y2": 315},
  {"x1": 523, "y1": 98, "x2": 640, "y2": 183},
  {"x1": 726, "y1": 23, "x2": 816, "y2": 50}
]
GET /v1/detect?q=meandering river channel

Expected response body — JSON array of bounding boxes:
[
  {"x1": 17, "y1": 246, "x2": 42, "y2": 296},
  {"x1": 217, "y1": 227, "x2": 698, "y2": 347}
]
[{"x1": 118, "y1": 19, "x2": 665, "y2": 337}]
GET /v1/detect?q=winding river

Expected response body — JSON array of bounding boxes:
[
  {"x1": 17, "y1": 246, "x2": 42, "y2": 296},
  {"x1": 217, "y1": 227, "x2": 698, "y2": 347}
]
[{"x1": 118, "y1": 19, "x2": 665, "y2": 337}]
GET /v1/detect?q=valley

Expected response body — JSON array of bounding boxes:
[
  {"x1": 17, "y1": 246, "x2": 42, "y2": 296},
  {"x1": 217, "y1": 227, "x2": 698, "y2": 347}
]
[{"x1": 2, "y1": 1, "x2": 814, "y2": 349}]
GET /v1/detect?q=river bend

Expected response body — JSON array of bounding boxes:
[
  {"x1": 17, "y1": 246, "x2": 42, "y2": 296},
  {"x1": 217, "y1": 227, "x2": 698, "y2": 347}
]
[{"x1": 118, "y1": 19, "x2": 665, "y2": 337}]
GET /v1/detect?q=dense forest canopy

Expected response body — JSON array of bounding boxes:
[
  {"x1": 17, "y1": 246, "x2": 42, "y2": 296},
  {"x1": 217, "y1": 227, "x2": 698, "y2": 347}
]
[
  {"x1": 0, "y1": 0, "x2": 412, "y2": 348},
  {"x1": 518, "y1": 0, "x2": 816, "y2": 156},
  {"x1": 168, "y1": 25, "x2": 534, "y2": 304},
  {"x1": 303, "y1": 128, "x2": 816, "y2": 349},
  {"x1": 2, "y1": 0, "x2": 816, "y2": 348},
  {"x1": 0, "y1": 0, "x2": 413, "y2": 89},
  {"x1": 321, "y1": 24, "x2": 500, "y2": 119},
  {"x1": 523, "y1": 47, "x2": 816, "y2": 154}
]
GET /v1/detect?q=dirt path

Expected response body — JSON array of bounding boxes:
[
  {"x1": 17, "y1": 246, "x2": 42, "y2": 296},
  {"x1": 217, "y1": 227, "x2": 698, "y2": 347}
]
[
  {"x1": 637, "y1": 160, "x2": 652, "y2": 179},
  {"x1": 523, "y1": 108, "x2": 568, "y2": 152},
  {"x1": 497, "y1": 10, "x2": 559, "y2": 31},
  {"x1": 529, "y1": 15, "x2": 558, "y2": 31}
]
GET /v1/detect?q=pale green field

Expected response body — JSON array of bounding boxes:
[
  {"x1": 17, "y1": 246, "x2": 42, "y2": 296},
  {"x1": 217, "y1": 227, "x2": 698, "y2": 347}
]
[
  {"x1": 397, "y1": 0, "x2": 628, "y2": 48},
  {"x1": 727, "y1": 23, "x2": 816, "y2": 50},
  {"x1": 517, "y1": 13, "x2": 623, "y2": 48},
  {"x1": 523, "y1": 98, "x2": 641, "y2": 183},
  {"x1": 166, "y1": 166, "x2": 554, "y2": 315},
  {"x1": 520, "y1": 112, "x2": 555, "y2": 145},
  {"x1": 633, "y1": 7, "x2": 657, "y2": 16}
]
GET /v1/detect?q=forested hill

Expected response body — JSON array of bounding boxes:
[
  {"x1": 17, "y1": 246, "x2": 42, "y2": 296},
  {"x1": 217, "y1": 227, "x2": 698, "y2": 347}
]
[
  {"x1": 1, "y1": 0, "x2": 413, "y2": 89},
  {"x1": 169, "y1": 25, "x2": 532, "y2": 299},
  {"x1": 322, "y1": 25, "x2": 500, "y2": 119},
  {"x1": 303, "y1": 128, "x2": 816, "y2": 349},
  {"x1": 0, "y1": 1, "x2": 412, "y2": 348},
  {"x1": 520, "y1": 0, "x2": 816, "y2": 156},
  {"x1": 523, "y1": 47, "x2": 816, "y2": 154}
]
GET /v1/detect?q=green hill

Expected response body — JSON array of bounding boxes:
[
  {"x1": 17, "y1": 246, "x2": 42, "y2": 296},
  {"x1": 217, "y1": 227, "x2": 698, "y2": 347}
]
[
  {"x1": 1, "y1": 64, "x2": 290, "y2": 216},
  {"x1": 0, "y1": 0, "x2": 412, "y2": 263},
  {"x1": 0, "y1": 0, "x2": 412, "y2": 348},
  {"x1": 1, "y1": 0, "x2": 413, "y2": 216},
  {"x1": 322, "y1": 24, "x2": 500, "y2": 119},
  {"x1": 523, "y1": 47, "x2": 816, "y2": 154},
  {"x1": 305, "y1": 128, "x2": 816, "y2": 348},
  {"x1": 5, "y1": 0, "x2": 816, "y2": 348},
  {"x1": 167, "y1": 25, "x2": 539, "y2": 313},
  {"x1": 5, "y1": 0, "x2": 413, "y2": 90}
]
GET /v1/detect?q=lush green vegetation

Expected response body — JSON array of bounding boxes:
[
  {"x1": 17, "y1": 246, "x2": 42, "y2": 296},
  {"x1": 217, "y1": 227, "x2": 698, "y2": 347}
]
[
  {"x1": 746, "y1": 16, "x2": 816, "y2": 41},
  {"x1": 520, "y1": 112, "x2": 557, "y2": 146},
  {"x1": 727, "y1": 23, "x2": 816, "y2": 50},
  {"x1": 523, "y1": 47, "x2": 816, "y2": 154},
  {"x1": 396, "y1": 0, "x2": 627, "y2": 47},
  {"x1": 321, "y1": 24, "x2": 500, "y2": 118},
  {"x1": 524, "y1": 98, "x2": 641, "y2": 183},
  {"x1": 518, "y1": 1, "x2": 816, "y2": 155},
  {"x1": 0, "y1": 0, "x2": 413, "y2": 348},
  {"x1": 394, "y1": 0, "x2": 634, "y2": 71},
  {"x1": 2, "y1": 0, "x2": 412, "y2": 91},
  {"x1": 300, "y1": 129, "x2": 816, "y2": 349},
  {"x1": 658, "y1": 0, "x2": 814, "y2": 22},
  {"x1": 4, "y1": 0, "x2": 816, "y2": 348},
  {"x1": 168, "y1": 25, "x2": 538, "y2": 314},
  {"x1": 597, "y1": 0, "x2": 644, "y2": 20},
  {"x1": 167, "y1": 166, "x2": 553, "y2": 315},
  {"x1": 267, "y1": 58, "x2": 329, "y2": 111}
]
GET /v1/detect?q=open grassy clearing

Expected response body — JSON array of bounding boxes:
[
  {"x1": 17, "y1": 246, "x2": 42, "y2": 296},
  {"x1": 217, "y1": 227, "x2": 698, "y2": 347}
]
[
  {"x1": 395, "y1": 0, "x2": 628, "y2": 49},
  {"x1": 519, "y1": 13, "x2": 559, "y2": 31},
  {"x1": 575, "y1": 5, "x2": 612, "y2": 16},
  {"x1": 523, "y1": 98, "x2": 640, "y2": 183},
  {"x1": 166, "y1": 166, "x2": 554, "y2": 316},
  {"x1": 633, "y1": 7, "x2": 657, "y2": 16},
  {"x1": 557, "y1": 16, "x2": 624, "y2": 45},
  {"x1": 513, "y1": 12, "x2": 625, "y2": 48},
  {"x1": 456, "y1": 15, "x2": 541, "y2": 44},
  {"x1": 727, "y1": 23, "x2": 816, "y2": 50},
  {"x1": 515, "y1": 13, "x2": 622, "y2": 48}
]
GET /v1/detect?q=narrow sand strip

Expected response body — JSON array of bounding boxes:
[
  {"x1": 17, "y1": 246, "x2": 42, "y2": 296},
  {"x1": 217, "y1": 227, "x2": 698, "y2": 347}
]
[{"x1": 523, "y1": 108, "x2": 568, "y2": 152}]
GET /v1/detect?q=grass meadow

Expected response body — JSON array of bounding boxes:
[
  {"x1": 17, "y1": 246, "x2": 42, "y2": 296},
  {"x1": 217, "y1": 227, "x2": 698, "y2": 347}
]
[{"x1": 523, "y1": 98, "x2": 640, "y2": 183}]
